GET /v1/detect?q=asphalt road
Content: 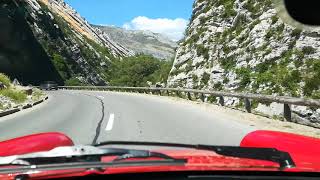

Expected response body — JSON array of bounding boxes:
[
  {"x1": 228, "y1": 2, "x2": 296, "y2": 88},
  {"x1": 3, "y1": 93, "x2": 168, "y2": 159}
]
[{"x1": 0, "y1": 90, "x2": 255, "y2": 146}]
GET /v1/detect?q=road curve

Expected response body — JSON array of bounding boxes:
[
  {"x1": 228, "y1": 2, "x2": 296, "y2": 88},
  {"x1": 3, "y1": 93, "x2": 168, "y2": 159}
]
[{"x1": 0, "y1": 90, "x2": 255, "y2": 146}]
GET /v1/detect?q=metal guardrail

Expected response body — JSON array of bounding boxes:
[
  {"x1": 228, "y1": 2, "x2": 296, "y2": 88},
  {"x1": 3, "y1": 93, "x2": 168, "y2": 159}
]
[{"x1": 58, "y1": 86, "x2": 320, "y2": 122}]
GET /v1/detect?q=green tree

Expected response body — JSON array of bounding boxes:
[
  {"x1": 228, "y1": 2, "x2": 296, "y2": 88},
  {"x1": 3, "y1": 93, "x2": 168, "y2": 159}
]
[
  {"x1": 65, "y1": 77, "x2": 87, "y2": 86},
  {"x1": 52, "y1": 53, "x2": 70, "y2": 80},
  {"x1": 106, "y1": 55, "x2": 172, "y2": 87}
]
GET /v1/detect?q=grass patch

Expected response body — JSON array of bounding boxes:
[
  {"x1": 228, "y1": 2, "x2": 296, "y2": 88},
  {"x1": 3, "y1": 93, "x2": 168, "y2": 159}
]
[
  {"x1": 0, "y1": 73, "x2": 11, "y2": 88},
  {"x1": 201, "y1": 72, "x2": 210, "y2": 84},
  {"x1": 221, "y1": 0, "x2": 237, "y2": 18},
  {"x1": 265, "y1": 29, "x2": 275, "y2": 39},
  {"x1": 185, "y1": 60, "x2": 194, "y2": 73},
  {"x1": 291, "y1": 28, "x2": 302, "y2": 37},
  {"x1": 213, "y1": 82, "x2": 223, "y2": 90},
  {"x1": 65, "y1": 77, "x2": 88, "y2": 86},
  {"x1": 0, "y1": 89, "x2": 27, "y2": 103},
  {"x1": 192, "y1": 74, "x2": 199, "y2": 85},
  {"x1": 303, "y1": 59, "x2": 320, "y2": 96},
  {"x1": 183, "y1": 33, "x2": 200, "y2": 46},
  {"x1": 220, "y1": 56, "x2": 236, "y2": 70},
  {"x1": 302, "y1": 46, "x2": 316, "y2": 55},
  {"x1": 243, "y1": 0, "x2": 261, "y2": 14},
  {"x1": 235, "y1": 67, "x2": 251, "y2": 90},
  {"x1": 196, "y1": 45, "x2": 209, "y2": 60},
  {"x1": 271, "y1": 15, "x2": 278, "y2": 24},
  {"x1": 249, "y1": 19, "x2": 261, "y2": 30},
  {"x1": 31, "y1": 88, "x2": 44, "y2": 101}
]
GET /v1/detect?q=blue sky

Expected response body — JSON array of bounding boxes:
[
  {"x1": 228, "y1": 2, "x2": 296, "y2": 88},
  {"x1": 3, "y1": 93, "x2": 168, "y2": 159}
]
[{"x1": 64, "y1": 0, "x2": 194, "y2": 41}]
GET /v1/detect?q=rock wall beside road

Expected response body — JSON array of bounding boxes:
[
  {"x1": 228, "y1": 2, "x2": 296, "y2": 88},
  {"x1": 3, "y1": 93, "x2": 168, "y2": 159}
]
[{"x1": 167, "y1": 0, "x2": 320, "y2": 126}]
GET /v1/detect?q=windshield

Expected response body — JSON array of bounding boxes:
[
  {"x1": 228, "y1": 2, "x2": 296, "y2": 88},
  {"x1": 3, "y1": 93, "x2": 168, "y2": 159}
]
[{"x1": 0, "y1": 0, "x2": 320, "y2": 177}]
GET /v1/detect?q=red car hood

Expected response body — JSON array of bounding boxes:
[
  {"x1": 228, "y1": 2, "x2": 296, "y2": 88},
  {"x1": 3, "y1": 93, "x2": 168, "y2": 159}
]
[
  {"x1": 0, "y1": 130, "x2": 319, "y2": 179},
  {"x1": 240, "y1": 130, "x2": 320, "y2": 171},
  {"x1": 0, "y1": 149, "x2": 317, "y2": 179}
]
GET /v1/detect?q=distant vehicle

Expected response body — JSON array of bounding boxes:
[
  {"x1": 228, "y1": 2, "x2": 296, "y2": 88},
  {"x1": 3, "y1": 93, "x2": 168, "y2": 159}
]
[{"x1": 39, "y1": 81, "x2": 58, "y2": 90}]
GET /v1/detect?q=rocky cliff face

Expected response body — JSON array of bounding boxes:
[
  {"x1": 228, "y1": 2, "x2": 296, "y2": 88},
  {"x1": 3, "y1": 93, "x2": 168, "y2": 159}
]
[
  {"x1": 0, "y1": 0, "x2": 133, "y2": 85},
  {"x1": 167, "y1": 0, "x2": 320, "y2": 127},
  {"x1": 39, "y1": 0, "x2": 134, "y2": 57},
  {"x1": 0, "y1": 0, "x2": 63, "y2": 85},
  {"x1": 95, "y1": 25, "x2": 177, "y2": 60}
]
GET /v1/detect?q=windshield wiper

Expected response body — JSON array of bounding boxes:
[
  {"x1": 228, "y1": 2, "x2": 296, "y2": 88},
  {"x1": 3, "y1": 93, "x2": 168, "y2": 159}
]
[
  {"x1": 0, "y1": 160, "x2": 187, "y2": 175},
  {"x1": 13, "y1": 149, "x2": 186, "y2": 165},
  {"x1": 0, "y1": 147, "x2": 187, "y2": 175},
  {"x1": 113, "y1": 151, "x2": 180, "y2": 161},
  {"x1": 94, "y1": 141, "x2": 296, "y2": 170},
  {"x1": 0, "y1": 146, "x2": 187, "y2": 174}
]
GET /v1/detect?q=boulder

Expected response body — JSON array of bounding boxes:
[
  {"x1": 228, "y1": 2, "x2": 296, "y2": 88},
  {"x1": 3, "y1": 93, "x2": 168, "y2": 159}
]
[
  {"x1": 24, "y1": 88, "x2": 33, "y2": 96},
  {"x1": 12, "y1": 78, "x2": 20, "y2": 86},
  {"x1": 0, "y1": 82, "x2": 5, "y2": 90}
]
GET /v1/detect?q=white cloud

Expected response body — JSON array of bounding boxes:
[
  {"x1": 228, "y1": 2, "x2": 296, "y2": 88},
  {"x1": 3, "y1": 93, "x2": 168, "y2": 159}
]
[{"x1": 123, "y1": 16, "x2": 188, "y2": 41}]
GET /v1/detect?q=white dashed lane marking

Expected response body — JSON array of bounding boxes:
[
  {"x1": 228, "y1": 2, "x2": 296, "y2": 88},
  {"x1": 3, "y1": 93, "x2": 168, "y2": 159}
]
[{"x1": 105, "y1": 113, "x2": 114, "y2": 131}]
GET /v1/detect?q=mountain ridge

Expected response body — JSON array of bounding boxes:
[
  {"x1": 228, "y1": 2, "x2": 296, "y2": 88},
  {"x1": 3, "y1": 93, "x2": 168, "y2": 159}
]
[
  {"x1": 94, "y1": 25, "x2": 177, "y2": 60},
  {"x1": 37, "y1": 0, "x2": 134, "y2": 57}
]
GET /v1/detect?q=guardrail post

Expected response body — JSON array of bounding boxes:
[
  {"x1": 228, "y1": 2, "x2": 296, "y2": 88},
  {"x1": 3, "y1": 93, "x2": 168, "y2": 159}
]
[
  {"x1": 201, "y1": 93, "x2": 205, "y2": 102},
  {"x1": 284, "y1": 104, "x2": 292, "y2": 121},
  {"x1": 219, "y1": 96, "x2": 225, "y2": 106},
  {"x1": 245, "y1": 98, "x2": 251, "y2": 113},
  {"x1": 176, "y1": 91, "x2": 181, "y2": 97},
  {"x1": 187, "y1": 92, "x2": 192, "y2": 100},
  {"x1": 158, "y1": 90, "x2": 162, "y2": 96},
  {"x1": 166, "y1": 90, "x2": 170, "y2": 96}
]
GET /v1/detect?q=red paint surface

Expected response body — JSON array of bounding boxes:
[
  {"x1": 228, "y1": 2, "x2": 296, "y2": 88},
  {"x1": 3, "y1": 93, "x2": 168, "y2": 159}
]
[
  {"x1": 1, "y1": 148, "x2": 320, "y2": 179},
  {"x1": 0, "y1": 150, "x2": 281, "y2": 179},
  {"x1": 0, "y1": 132, "x2": 73, "y2": 156},
  {"x1": 240, "y1": 130, "x2": 320, "y2": 171},
  {"x1": 0, "y1": 131, "x2": 320, "y2": 179}
]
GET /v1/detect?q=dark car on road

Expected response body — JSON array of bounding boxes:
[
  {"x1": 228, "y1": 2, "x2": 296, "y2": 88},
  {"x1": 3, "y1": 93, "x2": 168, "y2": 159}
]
[{"x1": 39, "y1": 81, "x2": 58, "y2": 90}]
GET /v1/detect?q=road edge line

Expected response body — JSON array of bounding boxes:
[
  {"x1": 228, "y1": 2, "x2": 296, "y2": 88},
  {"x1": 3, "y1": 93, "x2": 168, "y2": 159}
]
[{"x1": 0, "y1": 96, "x2": 49, "y2": 118}]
